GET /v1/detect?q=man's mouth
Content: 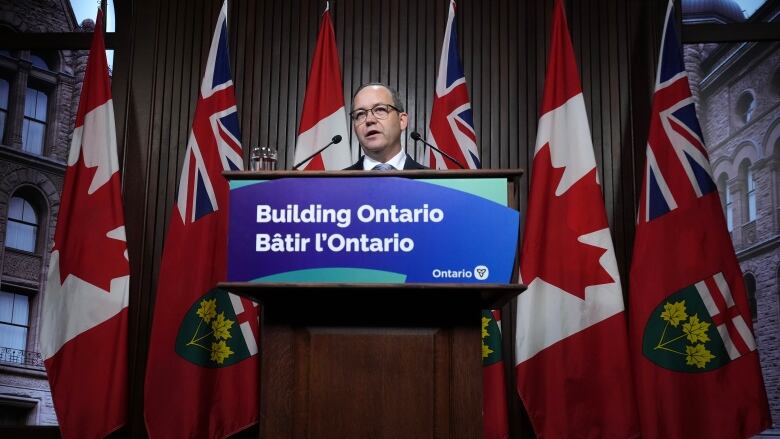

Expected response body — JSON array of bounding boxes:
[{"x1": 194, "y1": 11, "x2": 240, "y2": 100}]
[{"x1": 365, "y1": 129, "x2": 381, "y2": 138}]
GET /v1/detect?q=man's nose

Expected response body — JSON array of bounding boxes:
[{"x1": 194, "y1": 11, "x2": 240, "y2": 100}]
[{"x1": 364, "y1": 111, "x2": 379, "y2": 124}]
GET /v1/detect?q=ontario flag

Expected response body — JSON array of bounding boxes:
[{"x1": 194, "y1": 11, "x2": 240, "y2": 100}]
[
  {"x1": 144, "y1": 2, "x2": 260, "y2": 437},
  {"x1": 425, "y1": 0, "x2": 479, "y2": 170},
  {"x1": 293, "y1": 2, "x2": 351, "y2": 170},
  {"x1": 482, "y1": 310, "x2": 509, "y2": 439},
  {"x1": 39, "y1": 9, "x2": 129, "y2": 439},
  {"x1": 628, "y1": 1, "x2": 771, "y2": 437},
  {"x1": 514, "y1": 1, "x2": 638, "y2": 437}
]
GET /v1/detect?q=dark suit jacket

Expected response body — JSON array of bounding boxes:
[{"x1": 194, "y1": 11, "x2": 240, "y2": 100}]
[{"x1": 344, "y1": 153, "x2": 428, "y2": 170}]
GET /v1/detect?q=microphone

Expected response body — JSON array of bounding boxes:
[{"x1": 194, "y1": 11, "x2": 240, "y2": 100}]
[
  {"x1": 410, "y1": 131, "x2": 466, "y2": 169},
  {"x1": 292, "y1": 135, "x2": 343, "y2": 170}
]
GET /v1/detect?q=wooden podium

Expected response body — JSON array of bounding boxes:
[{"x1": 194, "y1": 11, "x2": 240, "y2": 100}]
[{"x1": 221, "y1": 170, "x2": 524, "y2": 438}]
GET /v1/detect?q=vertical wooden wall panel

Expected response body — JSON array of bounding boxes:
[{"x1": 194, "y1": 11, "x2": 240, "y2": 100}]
[
  {"x1": 112, "y1": 0, "x2": 162, "y2": 433},
  {"x1": 114, "y1": 0, "x2": 661, "y2": 436}
]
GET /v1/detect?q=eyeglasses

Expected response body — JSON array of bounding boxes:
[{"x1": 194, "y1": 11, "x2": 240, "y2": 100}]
[{"x1": 349, "y1": 104, "x2": 401, "y2": 124}]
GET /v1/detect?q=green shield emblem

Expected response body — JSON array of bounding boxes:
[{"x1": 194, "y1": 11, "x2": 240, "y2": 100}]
[
  {"x1": 175, "y1": 288, "x2": 256, "y2": 368},
  {"x1": 642, "y1": 283, "x2": 731, "y2": 372},
  {"x1": 481, "y1": 310, "x2": 503, "y2": 367}
]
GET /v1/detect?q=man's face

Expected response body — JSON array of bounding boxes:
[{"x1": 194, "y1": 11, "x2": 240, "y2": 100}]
[{"x1": 352, "y1": 85, "x2": 408, "y2": 162}]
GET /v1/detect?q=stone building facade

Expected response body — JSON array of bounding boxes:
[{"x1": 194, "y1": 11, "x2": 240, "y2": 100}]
[
  {"x1": 0, "y1": 0, "x2": 776, "y2": 431},
  {"x1": 0, "y1": 0, "x2": 89, "y2": 426},
  {"x1": 684, "y1": 0, "x2": 780, "y2": 431}
]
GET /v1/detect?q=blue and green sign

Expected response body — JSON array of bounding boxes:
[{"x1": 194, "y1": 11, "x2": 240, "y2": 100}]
[{"x1": 227, "y1": 177, "x2": 519, "y2": 284}]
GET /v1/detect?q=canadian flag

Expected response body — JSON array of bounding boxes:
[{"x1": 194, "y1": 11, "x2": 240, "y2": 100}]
[
  {"x1": 40, "y1": 9, "x2": 129, "y2": 439},
  {"x1": 513, "y1": 1, "x2": 638, "y2": 437},
  {"x1": 293, "y1": 3, "x2": 351, "y2": 170}
]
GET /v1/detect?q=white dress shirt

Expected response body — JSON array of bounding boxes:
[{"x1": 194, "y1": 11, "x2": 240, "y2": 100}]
[{"x1": 362, "y1": 149, "x2": 407, "y2": 170}]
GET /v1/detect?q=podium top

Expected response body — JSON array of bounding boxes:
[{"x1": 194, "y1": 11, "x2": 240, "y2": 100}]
[
  {"x1": 224, "y1": 168, "x2": 524, "y2": 180},
  {"x1": 219, "y1": 282, "x2": 526, "y2": 310}
]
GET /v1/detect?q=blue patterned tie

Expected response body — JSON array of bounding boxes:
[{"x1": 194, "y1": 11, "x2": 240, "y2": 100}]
[{"x1": 372, "y1": 163, "x2": 395, "y2": 171}]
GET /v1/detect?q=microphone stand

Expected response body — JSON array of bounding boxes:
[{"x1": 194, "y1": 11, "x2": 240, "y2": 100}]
[
  {"x1": 293, "y1": 135, "x2": 343, "y2": 170},
  {"x1": 410, "y1": 131, "x2": 466, "y2": 169}
]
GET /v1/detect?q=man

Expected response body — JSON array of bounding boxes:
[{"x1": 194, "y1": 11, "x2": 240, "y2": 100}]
[{"x1": 345, "y1": 82, "x2": 427, "y2": 170}]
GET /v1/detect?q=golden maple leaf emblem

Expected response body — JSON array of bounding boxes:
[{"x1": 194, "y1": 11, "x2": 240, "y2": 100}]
[
  {"x1": 685, "y1": 344, "x2": 715, "y2": 368},
  {"x1": 682, "y1": 314, "x2": 711, "y2": 344},
  {"x1": 211, "y1": 312, "x2": 235, "y2": 340},
  {"x1": 196, "y1": 298, "x2": 218, "y2": 324},
  {"x1": 481, "y1": 316, "x2": 493, "y2": 359},
  {"x1": 481, "y1": 316, "x2": 490, "y2": 339},
  {"x1": 660, "y1": 300, "x2": 688, "y2": 327},
  {"x1": 210, "y1": 340, "x2": 235, "y2": 365}
]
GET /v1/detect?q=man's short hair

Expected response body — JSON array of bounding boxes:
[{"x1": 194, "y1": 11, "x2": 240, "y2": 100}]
[{"x1": 352, "y1": 82, "x2": 405, "y2": 113}]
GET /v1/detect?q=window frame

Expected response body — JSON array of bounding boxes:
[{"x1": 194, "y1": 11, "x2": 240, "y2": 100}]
[
  {"x1": 746, "y1": 163, "x2": 758, "y2": 222},
  {"x1": 6, "y1": 195, "x2": 40, "y2": 254},
  {"x1": 717, "y1": 173, "x2": 735, "y2": 231},
  {"x1": 0, "y1": 75, "x2": 9, "y2": 145},
  {"x1": 736, "y1": 90, "x2": 757, "y2": 124},
  {"x1": 0, "y1": 288, "x2": 31, "y2": 353},
  {"x1": 20, "y1": 86, "x2": 48, "y2": 156}
]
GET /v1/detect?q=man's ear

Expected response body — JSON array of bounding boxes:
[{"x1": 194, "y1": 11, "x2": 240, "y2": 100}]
[{"x1": 399, "y1": 112, "x2": 409, "y2": 130}]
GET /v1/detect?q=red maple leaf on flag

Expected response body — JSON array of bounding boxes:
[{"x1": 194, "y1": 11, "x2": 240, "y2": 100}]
[
  {"x1": 521, "y1": 143, "x2": 613, "y2": 299},
  {"x1": 53, "y1": 156, "x2": 128, "y2": 292}
]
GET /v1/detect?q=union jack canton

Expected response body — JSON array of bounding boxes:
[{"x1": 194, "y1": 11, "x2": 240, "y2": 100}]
[
  {"x1": 639, "y1": 7, "x2": 716, "y2": 223},
  {"x1": 426, "y1": 0, "x2": 480, "y2": 170},
  {"x1": 176, "y1": 12, "x2": 244, "y2": 225}
]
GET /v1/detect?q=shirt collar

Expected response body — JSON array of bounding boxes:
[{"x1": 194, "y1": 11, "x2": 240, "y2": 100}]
[{"x1": 362, "y1": 149, "x2": 407, "y2": 170}]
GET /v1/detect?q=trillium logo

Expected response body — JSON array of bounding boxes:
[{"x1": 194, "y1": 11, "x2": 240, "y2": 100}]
[{"x1": 474, "y1": 265, "x2": 489, "y2": 280}]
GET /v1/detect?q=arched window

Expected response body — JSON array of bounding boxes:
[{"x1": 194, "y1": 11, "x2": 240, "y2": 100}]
[
  {"x1": 736, "y1": 91, "x2": 756, "y2": 123},
  {"x1": 5, "y1": 196, "x2": 38, "y2": 252},
  {"x1": 21, "y1": 87, "x2": 47, "y2": 155},
  {"x1": 29, "y1": 54, "x2": 50, "y2": 71},
  {"x1": 745, "y1": 273, "x2": 757, "y2": 322},
  {"x1": 29, "y1": 51, "x2": 58, "y2": 72}
]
